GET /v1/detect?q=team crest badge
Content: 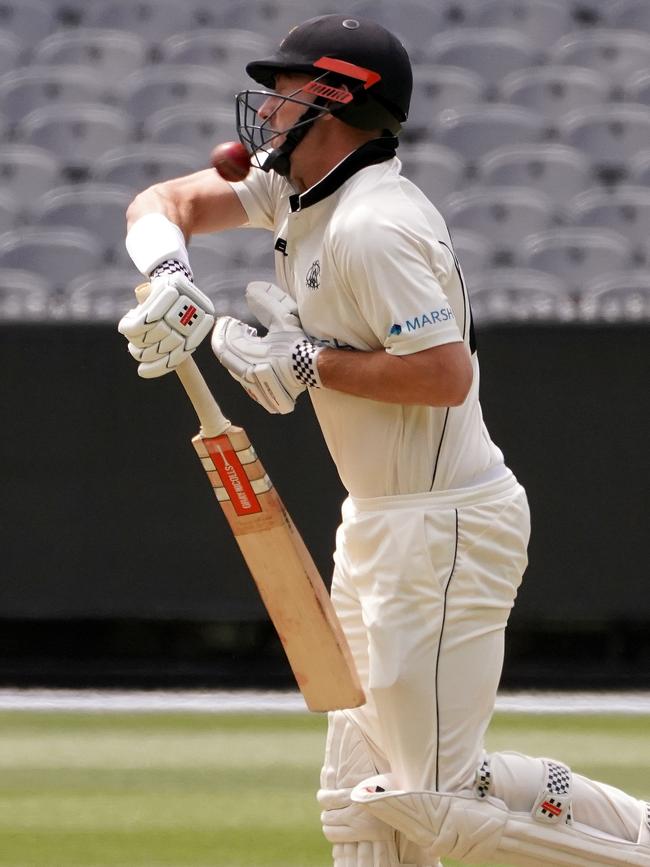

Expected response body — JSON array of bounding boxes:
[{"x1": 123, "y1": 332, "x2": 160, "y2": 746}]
[{"x1": 306, "y1": 259, "x2": 320, "y2": 290}]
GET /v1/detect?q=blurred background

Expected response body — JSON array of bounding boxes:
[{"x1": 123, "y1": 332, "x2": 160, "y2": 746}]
[{"x1": 0, "y1": 0, "x2": 648, "y2": 693}]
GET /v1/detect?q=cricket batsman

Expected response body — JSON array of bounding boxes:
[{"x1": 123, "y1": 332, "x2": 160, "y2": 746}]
[{"x1": 118, "y1": 14, "x2": 650, "y2": 866}]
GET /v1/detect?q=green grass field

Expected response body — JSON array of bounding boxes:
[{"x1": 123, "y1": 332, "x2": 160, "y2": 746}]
[{"x1": 0, "y1": 710, "x2": 647, "y2": 867}]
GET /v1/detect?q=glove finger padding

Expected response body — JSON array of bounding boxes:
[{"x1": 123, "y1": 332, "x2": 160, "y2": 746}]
[
  {"x1": 245, "y1": 281, "x2": 302, "y2": 332},
  {"x1": 118, "y1": 271, "x2": 215, "y2": 379},
  {"x1": 212, "y1": 316, "x2": 304, "y2": 414}
]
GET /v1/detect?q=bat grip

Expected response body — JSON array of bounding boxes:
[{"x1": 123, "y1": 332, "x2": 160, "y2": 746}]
[
  {"x1": 175, "y1": 356, "x2": 231, "y2": 438},
  {"x1": 134, "y1": 282, "x2": 230, "y2": 438}
]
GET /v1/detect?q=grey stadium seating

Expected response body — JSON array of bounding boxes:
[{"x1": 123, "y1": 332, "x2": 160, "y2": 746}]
[
  {"x1": 408, "y1": 65, "x2": 483, "y2": 137},
  {"x1": 521, "y1": 227, "x2": 633, "y2": 294},
  {"x1": 0, "y1": 267, "x2": 52, "y2": 319},
  {"x1": 32, "y1": 28, "x2": 148, "y2": 85},
  {"x1": 477, "y1": 143, "x2": 592, "y2": 211},
  {"x1": 499, "y1": 65, "x2": 610, "y2": 132},
  {"x1": 434, "y1": 104, "x2": 544, "y2": 166},
  {"x1": 425, "y1": 28, "x2": 539, "y2": 96},
  {"x1": 399, "y1": 144, "x2": 466, "y2": 204},
  {"x1": 0, "y1": 227, "x2": 103, "y2": 293},
  {"x1": 548, "y1": 29, "x2": 650, "y2": 94},
  {"x1": 32, "y1": 183, "x2": 133, "y2": 265},
  {"x1": 474, "y1": 0, "x2": 576, "y2": 49},
  {"x1": 0, "y1": 65, "x2": 106, "y2": 125},
  {"x1": 92, "y1": 144, "x2": 201, "y2": 191},
  {"x1": 443, "y1": 186, "x2": 555, "y2": 266},
  {"x1": 578, "y1": 269, "x2": 650, "y2": 321},
  {"x1": 468, "y1": 267, "x2": 575, "y2": 323},
  {"x1": 567, "y1": 185, "x2": 650, "y2": 261},
  {"x1": 0, "y1": 0, "x2": 648, "y2": 323}
]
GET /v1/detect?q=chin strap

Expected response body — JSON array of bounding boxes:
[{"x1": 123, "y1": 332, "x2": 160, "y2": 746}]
[{"x1": 262, "y1": 103, "x2": 324, "y2": 177}]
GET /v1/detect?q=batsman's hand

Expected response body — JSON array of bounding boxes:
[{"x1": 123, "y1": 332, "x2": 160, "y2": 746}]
[
  {"x1": 211, "y1": 281, "x2": 323, "y2": 414},
  {"x1": 118, "y1": 272, "x2": 214, "y2": 378}
]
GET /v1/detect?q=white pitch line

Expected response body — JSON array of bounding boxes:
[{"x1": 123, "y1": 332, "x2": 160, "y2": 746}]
[{"x1": 0, "y1": 689, "x2": 648, "y2": 715}]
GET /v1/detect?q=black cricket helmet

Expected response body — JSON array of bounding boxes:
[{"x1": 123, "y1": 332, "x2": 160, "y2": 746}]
[{"x1": 236, "y1": 14, "x2": 412, "y2": 175}]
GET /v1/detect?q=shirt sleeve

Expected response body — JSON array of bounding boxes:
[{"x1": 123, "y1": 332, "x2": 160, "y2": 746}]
[
  {"x1": 228, "y1": 168, "x2": 288, "y2": 231},
  {"x1": 333, "y1": 207, "x2": 464, "y2": 355}
]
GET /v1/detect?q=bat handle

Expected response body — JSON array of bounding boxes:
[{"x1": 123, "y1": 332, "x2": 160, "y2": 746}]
[
  {"x1": 175, "y1": 356, "x2": 231, "y2": 438},
  {"x1": 134, "y1": 282, "x2": 231, "y2": 438}
]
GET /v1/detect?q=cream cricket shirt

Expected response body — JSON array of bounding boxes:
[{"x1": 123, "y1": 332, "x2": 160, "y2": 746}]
[{"x1": 231, "y1": 140, "x2": 504, "y2": 498}]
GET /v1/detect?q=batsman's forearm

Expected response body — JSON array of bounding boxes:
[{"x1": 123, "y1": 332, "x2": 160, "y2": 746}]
[
  {"x1": 127, "y1": 170, "x2": 248, "y2": 238},
  {"x1": 316, "y1": 342, "x2": 473, "y2": 407}
]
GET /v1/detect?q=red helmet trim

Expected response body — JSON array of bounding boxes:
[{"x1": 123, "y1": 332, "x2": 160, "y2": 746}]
[
  {"x1": 302, "y1": 80, "x2": 354, "y2": 103},
  {"x1": 313, "y1": 56, "x2": 381, "y2": 89}
]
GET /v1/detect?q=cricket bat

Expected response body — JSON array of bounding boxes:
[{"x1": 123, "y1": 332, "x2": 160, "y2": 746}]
[{"x1": 135, "y1": 283, "x2": 365, "y2": 712}]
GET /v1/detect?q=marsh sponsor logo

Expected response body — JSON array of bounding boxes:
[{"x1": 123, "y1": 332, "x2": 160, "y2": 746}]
[{"x1": 390, "y1": 307, "x2": 455, "y2": 337}]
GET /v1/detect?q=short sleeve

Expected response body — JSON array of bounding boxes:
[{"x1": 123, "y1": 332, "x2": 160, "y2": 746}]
[
  {"x1": 229, "y1": 168, "x2": 289, "y2": 231},
  {"x1": 333, "y1": 210, "x2": 464, "y2": 355}
]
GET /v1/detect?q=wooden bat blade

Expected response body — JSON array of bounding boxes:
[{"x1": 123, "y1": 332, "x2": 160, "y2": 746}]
[
  {"x1": 132, "y1": 281, "x2": 363, "y2": 712},
  {"x1": 193, "y1": 427, "x2": 365, "y2": 713}
]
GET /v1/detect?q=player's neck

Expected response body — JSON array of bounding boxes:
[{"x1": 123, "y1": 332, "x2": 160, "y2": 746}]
[{"x1": 290, "y1": 125, "x2": 380, "y2": 193}]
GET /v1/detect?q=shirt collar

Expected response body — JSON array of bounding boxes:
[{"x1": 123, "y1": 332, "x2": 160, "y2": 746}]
[{"x1": 289, "y1": 136, "x2": 398, "y2": 213}]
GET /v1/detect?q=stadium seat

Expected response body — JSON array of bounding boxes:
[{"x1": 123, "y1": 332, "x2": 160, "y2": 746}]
[
  {"x1": 349, "y1": 0, "x2": 479, "y2": 57},
  {"x1": 629, "y1": 149, "x2": 650, "y2": 186},
  {"x1": 224, "y1": 0, "x2": 342, "y2": 42},
  {"x1": 0, "y1": 191, "x2": 18, "y2": 234},
  {"x1": 425, "y1": 29, "x2": 538, "y2": 96},
  {"x1": 67, "y1": 268, "x2": 141, "y2": 321},
  {"x1": 578, "y1": 269, "x2": 650, "y2": 321},
  {"x1": 521, "y1": 227, "x2": 632, "y2": 293},
  {"x1": 32, "y1": 184, "x2": 133, "y2": 266},
  {"x1": 84, "y1": 0, "x2": 202, "y2": 45},
  {"x1": 0, "y1": 66, "x2": 106, "y2": 125},
  {"x1": 399, "y1": 145, "x2": 465, "y2": 205},
  {"x1": 434, "y1": 104, "x2": 544, "y2": 166},
  {"x1": 449, "y1": 229, "x2": 493, "y2": 278},
  {"x1": 408, "y1": 65, "x2": 483, "y2": 135},
  {"x1": 160, "y1": 28, "x2": 272, "y2": 76},
  {"x1": 548, "y1": 29, "x2": 650, "y2": 94},
  {"x1": 121, "y1": 66, "x2": 239, "y2": 123},
  {"x1": 559, "y1": 104, "x2": 650, "y2": 184},
  {"x1": 201, "y1": 270, "x2": 277, "y2": 323},
  {"x1": 92, "y1": 144, "x2": 201, "y2": 190},
  {"x1": 0, "y1": 30, "x2": 23, "y2": 77},
  {"x1": 189, "y1": 229, "x2": 273, "y2": 284},
  {"x1": 474, "y1": 0, "x2": 575, "y2": 50},
  {"x1": 567, "y1": 185, "x2": 650, "y2": 261},
  {"x1": 478, "y1": 143, "x2": 592, "y2": 211},
  {"x1": 499, "y1": 65, "x2": 609, "y2": 131},
  {"x1": 607, "y1": 0, "x2": 650, "y2": 31},
  {"x1": 623, "y1": 69, "x2": 650, "y2": 106},
  {"x1": 17, "y1": 104, "x2": 133, "y2": 178},
  {"x1": 0, "y1": 0, "x2": 57, "y2": 48},
  {"x1": 0, "y1": 268, "x2": 51, "y2": 320},
  {"x1": 0, "y1": 228, "x2": 103, "y2": 292},
  {"x1": 468, "y1": 267, "x2": 575, "y2": 323},
  {"x1": 32, "y1": 28, "x2": 148, "y2": 86},
  {"x1": 0, "y1": 145, "x2": 59, "y2": 214},
  {"x1": 145, "y1": 105, "x2": 237, "y2": 153},
  {"x1": 443, "y1": 186, "x2": 554, "y2": 266}
]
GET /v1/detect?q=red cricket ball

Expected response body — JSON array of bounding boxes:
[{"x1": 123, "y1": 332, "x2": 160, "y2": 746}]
[{"x1": 210, "y1": 141, "x2": 251, "y2": 182}]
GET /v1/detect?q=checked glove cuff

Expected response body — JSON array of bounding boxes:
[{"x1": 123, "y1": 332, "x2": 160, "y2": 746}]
[
  {"x1": 151, "y1": 258, "x2": 194, "y2": 282},
  {"x1": 292, "y1": 339, "x2": 322, "y2": 388}
]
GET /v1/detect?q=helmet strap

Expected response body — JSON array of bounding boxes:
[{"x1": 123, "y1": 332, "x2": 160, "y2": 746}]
[{"x1": 262, "y1": 103, "x2": 324, "y2": 177}]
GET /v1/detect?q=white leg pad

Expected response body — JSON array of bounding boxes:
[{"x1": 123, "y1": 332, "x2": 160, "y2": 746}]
[
  {"x1": 320, "y1": 713, "x2": 440, "y2": 866},
  {"x1": 332, "y1": 841, "x2": 430, "y2": 867},
  {"x1": 351, "y1": 774, "x2": 650, "y2": 866}
]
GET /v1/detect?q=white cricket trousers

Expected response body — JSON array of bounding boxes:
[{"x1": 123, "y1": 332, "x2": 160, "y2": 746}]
[{"x1": 330, "y1": 469, "x2": 530, "y2": 794}]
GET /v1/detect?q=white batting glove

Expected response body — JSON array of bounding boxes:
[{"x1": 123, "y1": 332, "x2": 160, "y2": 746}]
[
  {"x1": 118, "y1": 267, "x2": 214, "y2": 379},
  {"x1": 211, "y1": 281, "x2": 323, "y2": 414}
]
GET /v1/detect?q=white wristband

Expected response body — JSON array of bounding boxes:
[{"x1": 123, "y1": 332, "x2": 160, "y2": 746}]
[{"x1": 125, "y1": 213, "x2": 191, "y2": 276}]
